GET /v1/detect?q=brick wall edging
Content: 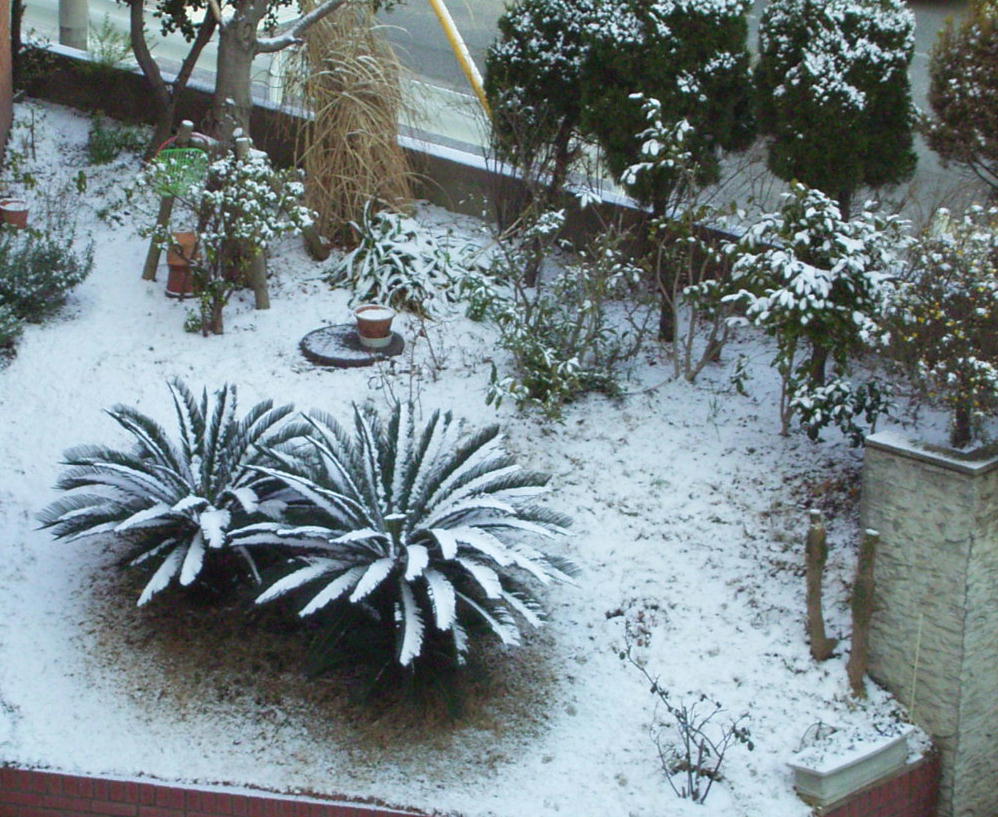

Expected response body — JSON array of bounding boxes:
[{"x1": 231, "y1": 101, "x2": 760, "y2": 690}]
[
  {"x1": 816, "y1": 751, "x2": 941, "y2": 817},
  {"x1": 0, "y1": 764, "x2": 439, "y2": 817}
]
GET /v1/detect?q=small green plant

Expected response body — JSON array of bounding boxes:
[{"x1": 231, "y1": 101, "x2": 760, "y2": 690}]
[
  {"x1": 0, "y1": 303, "x2": 22, "y2": 354},
  {"x1": 137, "y1": 147, "x2": 314, "y2": 335},
  {"x1": 38, "y1": 380, "x2": 300, "y2": 605},
  {"x1": 887, "y1": 205, "x2": 998, "y2": 447},
  {"x1": 87, "y1": 115, "x2": 147, "y2": 165},
  {"x1": 485, "y1": 213, "x2": 652, "y2": 418},
  {"x1": 0, "y1": 183, "x2": 94, "y2": 323},
  {"x1": 85, "y1": 14, "x2": 133, "y2": 74},
  {"x1": 234, "y1": 402, "x2": 577, "y2": 683},
  {"x1": 327, "y1": 202, "x2": 485, "y2": 315}
]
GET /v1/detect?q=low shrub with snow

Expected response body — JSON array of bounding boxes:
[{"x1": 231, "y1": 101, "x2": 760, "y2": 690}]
[
  {"x1": 236, "y1": 402, "x2": 577, "y2": 683},
  {"x1": 0, "y1": 183, "x2": 94, "y2": 329},
  {"x1": 327, "y1": 202, "x2": 485, "y2": 316},
  {"x1": 720, "y1": 182, "x2": 907, "y2": 441},
  {"x1": 888, "y1": 205, "x2": 998, "y2": 447}
]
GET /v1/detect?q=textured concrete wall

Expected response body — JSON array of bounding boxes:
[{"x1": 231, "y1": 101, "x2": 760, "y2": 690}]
[{"x1": 861, "y1": 433, "x2": 998, "y2": 817}]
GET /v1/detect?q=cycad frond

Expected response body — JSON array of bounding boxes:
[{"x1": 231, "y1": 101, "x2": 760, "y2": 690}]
[
  {"x1": 250, "y1": 400, "x2": 576, "y2": 675},
  {"x1": 40, "y1": 380, "x2": 298, "y2": 606}
]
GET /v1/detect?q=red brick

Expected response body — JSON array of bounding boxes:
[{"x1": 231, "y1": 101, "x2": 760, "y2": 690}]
[
  {"x1": 3, "y1": 789, "x2": 94, "y2": 812},
  {"x1": 138, "y1": 807, "x2": 183, "y2": 817},
  {"x1": 91, "y1": 780, "x2": 110, "y2": 802},
  {"x1": 61, "y1": 777, "x2": 96, "y2": 799},
  {"x1": 89, "y1": 799, "x2": 139, "y2": 816},
  {"x1": 153, "y1": 788, "x2": 185, "y2": 810},
  {"x1": 108, "y1": 782, "x2": 139, "y2": 803},
  {"x1": 136, "y1": 785, "x2": 159, "y2": 807}
]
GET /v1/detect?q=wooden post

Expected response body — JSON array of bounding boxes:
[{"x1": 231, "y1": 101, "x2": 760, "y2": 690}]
[
  {"x1": 234, "y1": 137, "x2": 270, "y2": 310},
  {"x1": 805, "y1": 509, "x2": 838, "y2": 661},
  {"x1": 847, "y1": 528, "x2": 879, "y2": 697},
  {"x1": 141, "y1": 121, "x2": 194, "y2": 281}
]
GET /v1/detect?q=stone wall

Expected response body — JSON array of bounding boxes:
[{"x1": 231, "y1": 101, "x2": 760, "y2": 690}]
[{"x1": 861, "y1": 432, "x2": 998, "y2": 817}]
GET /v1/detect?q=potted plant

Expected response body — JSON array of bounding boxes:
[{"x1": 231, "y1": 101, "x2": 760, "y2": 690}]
[
  {"x1": 165, "y1": 231, "x2": 199, "y2": 298},
  {"x1": 353, "y1": 303, "x2": 396, "y2": 348},
  {"x1": 0, "y1": 198, "x2": 29, "y2": 228}
]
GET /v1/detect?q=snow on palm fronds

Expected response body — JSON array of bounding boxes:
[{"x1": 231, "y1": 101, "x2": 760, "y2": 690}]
[
  {"x1": 39, "y1": 379, "x2": 300, "y2": 605},
  {"x1": 236, "y1": 402, "x2": 576, "y2": 669}
]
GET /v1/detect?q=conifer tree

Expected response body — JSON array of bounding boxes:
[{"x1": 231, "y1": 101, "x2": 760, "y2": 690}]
[
  {"x1": 924, "y1": 0, "x2": 998, "y2": 195},
  {"x1": 754, "y1": 0, "x2": 917, "y2": 218}
]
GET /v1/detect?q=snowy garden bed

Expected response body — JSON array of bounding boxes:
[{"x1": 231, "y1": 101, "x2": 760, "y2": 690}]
[{"x1": 0, "y1": 100, "x2": 931, "y2": 817}]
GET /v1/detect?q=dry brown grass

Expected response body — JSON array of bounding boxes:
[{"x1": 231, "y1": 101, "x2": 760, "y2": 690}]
[{"x1": 282, "y1": 2, "x2": 414, "y2": 245}]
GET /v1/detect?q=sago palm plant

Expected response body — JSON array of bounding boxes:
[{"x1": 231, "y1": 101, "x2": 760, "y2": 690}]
[
  {"x1": 233, "y1": 402, "x2": 576, "y2": 674},
  {"x1": 39, "y1": 379, "x2": 299, "y2": 605}
]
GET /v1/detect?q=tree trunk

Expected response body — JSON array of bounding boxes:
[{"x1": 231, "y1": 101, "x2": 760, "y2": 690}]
[
  {"x1": 11, "y1": 0, "x2": 25, "y2": 89},
  {"x1": 847, "y1": 529, "x2": 879, "y2": 697},
  {"x1": 951, "y1": 404, "x2": 972, "y2": 448},
  {"x1": 808, "y1": 343, "x2": 829, "y2": 388},
  {"x1": 805, "y1": 509, "x2": 837, "y2": 661},
  {"x1": 836, "y1": 188, "x2": 852, "y2": 221},
  {"x1": 210, "y1": 17, "x2": 259, "y2": 143}
]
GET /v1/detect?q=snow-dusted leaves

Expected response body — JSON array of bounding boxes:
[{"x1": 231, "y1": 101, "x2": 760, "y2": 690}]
[
  {"x1": 38, "y1": 379, "x2": 299, "y2": 605},
  {"x1": 238, "y1": 402, "x2": 577, "y2": 671}
]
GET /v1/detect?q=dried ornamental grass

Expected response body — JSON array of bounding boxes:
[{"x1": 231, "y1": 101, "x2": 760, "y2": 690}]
[{"x1": 282, "y1": 2, "x2": 414, "y2": 244}]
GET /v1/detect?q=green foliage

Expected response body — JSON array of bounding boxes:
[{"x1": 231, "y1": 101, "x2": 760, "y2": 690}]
[
  {"x1": 38, "y1": 380, "x2": 300, "y2": 605},
  {"x1": 235, "y1": 402, "x2": 576, "y2": 679},
  {"x1": 85, "y1": 14, "x2": 133, "y2": 74},
  {"x1": 887, "y1": 206, "x2": 998, "y2": 447},
  {"x1": 484, "y1": 0, "x2": 588, "y2": 196},
  {"x1": 485, "y1": 214, "x2": 651, "y2": 418},
  {"x1": 483, "y1": 0, "x2": 755, "y2": 212},
  {"x1": 0, "y1": 186, "x2": 94, "y2": 323},
  {"x1": 754, "y1": 0, "x2": 917, "y2": 216},
  {"x1": 721, "y1": 182, "x2": 907, "y2": 440},
  {"x1": 327, "y1": 203, "x2": 485, "y2": 316},
  {"x1": 581, "y1": 0, "x2": 755, "y2": 210},
  {"x1": 924, "y1": 0, "x2": 998, "y2": 194},
  {"x1": 0, "y1": 303, "x2": 22, "y2": 353},
  {"x1": 87, "y1": 116, "x2": 147, "y2": 165},
  {"x1": 136, "y1": 147, "x2": 313, "y2": 334}
]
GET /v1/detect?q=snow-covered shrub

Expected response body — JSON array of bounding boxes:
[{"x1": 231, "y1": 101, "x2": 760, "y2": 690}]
[
  {"x1": 581, "y1": 0, "x2": 755, "y2": 211},
  {"x1": 233, "y1": 402, "x2": 576, "y2": 680},
  {"x1": 39, "y1": 380, "x2": 299, "y2": 605},
  {"x1": 625, "y1": 96, "x2": 738, "y2": 379},
  {"x1": 484, "y1": 0, "x2": 590, "y2": 202},
  {"x1": 0, "y1": 303, "x2": 21, "y2": 353},
  {"x1": 485, "y1": 215, "x2": 651, "y2": 418},
  {"x1": 722, "y1": 182, "x2": 908, "y2": 439},
  {"x1": 0, "y1": 186, "x2": 94, "y2": 325},
  {"x1": 887, "y1": 206, "x2": 998, "y2": 447},
  {"x1": 924, "y1": 0, "x2": 998, "y2": 195},
  {"x1": 327, "y1": 202, "x2": 484, "y2": 316},
  {"x1": 137, "y1": 148, "x2": 314, "y2": 335},
  {"x1": 754, "y1": 0, "x2": 916, "y2": 217}
]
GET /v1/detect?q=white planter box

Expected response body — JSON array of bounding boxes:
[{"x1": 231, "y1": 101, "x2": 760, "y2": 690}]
[{"x1": 788, "y1": 731, "x2": 911, "y2": 807}]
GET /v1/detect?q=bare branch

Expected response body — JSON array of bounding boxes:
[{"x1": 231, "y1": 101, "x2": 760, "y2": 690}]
[{"x1": 255, "y1": 0, "x2": 351, "y2": 54}]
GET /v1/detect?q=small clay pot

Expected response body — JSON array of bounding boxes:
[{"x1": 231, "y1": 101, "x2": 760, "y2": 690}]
[
  {"x1": 354, "y1": 304, "x2": 396, "y2": 349},
  {"x1": 0, "y1": 199, "x2": 29, "y2": 229},
  {"x1": 166, "y1": 232, "x2": 199, "y2": 298}
]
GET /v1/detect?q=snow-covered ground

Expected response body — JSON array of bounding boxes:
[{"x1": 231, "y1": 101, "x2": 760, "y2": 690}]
[{"x1": 0, "y1": 100, "x2": 937, "y2": 817}]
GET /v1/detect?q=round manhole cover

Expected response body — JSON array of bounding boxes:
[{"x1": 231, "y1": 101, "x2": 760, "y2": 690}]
[{"x1": 299, "y1": 324, "x2": 404, "y2": 368}]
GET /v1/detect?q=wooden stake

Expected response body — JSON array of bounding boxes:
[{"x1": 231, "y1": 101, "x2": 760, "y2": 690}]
[
  {"x1": 848, "y1": 528, "x2": 879, "y2": 697},
  {"x1": 805, "y1": 509, "x2": 838, "y2": 661},
  {"x1": 141, "y1": 121, "x2": 195, "y2": 281}
]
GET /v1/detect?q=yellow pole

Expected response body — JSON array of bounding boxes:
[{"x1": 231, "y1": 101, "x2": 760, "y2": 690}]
[{"x1": 425, "y1": 0, "x2": 492, "y2": 119}]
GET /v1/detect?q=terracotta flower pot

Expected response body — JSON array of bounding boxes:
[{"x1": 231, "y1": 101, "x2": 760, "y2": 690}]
[
  {"x1": 354, "y1": 304, "x2": 396, "y2": 349},
  {"x1": 166, "y1": 232, "x2": 199, "y2": 299},
  {"x1": 0, "y1": 199, "x2": 29, "y2": 229}
]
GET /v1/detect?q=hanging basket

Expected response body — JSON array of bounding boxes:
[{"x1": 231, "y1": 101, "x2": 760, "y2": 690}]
[{"x1": 149, "y1": 148, "x2": 209, "y2": 198}]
